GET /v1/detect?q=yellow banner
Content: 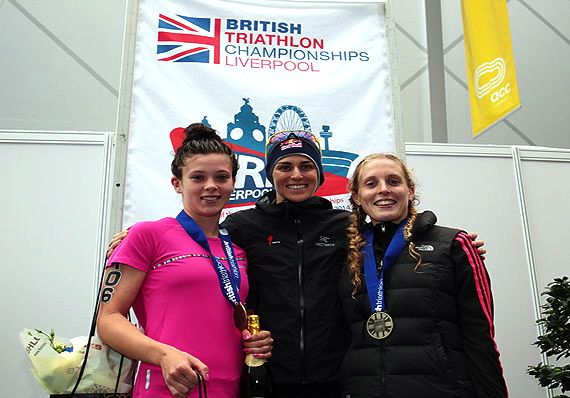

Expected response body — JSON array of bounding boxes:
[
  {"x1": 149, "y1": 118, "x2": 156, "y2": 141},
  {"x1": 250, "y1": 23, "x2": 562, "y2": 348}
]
[{"x1": 461, "y1": 0, "x2": 521, "y2": 137}]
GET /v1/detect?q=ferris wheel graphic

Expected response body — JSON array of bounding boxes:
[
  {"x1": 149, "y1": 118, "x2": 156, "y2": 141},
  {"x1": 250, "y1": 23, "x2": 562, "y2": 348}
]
[{"x1": 267, "y1": 105, "x2": 312, "y2": 135}]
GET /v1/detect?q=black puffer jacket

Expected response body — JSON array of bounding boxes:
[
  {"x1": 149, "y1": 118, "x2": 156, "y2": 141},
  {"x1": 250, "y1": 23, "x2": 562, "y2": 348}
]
[
  {"x1": 339, "y1": 211, "x2": 507, "y2": 398},
  {"x1": 222, "y1": 191, "x2": 350, "y2": 384}
]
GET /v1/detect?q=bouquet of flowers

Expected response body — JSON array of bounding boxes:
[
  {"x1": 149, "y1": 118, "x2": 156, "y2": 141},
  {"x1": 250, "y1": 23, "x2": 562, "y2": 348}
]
[{"x1": 20, "y1": 328, "x2": 134, "y2": 395}]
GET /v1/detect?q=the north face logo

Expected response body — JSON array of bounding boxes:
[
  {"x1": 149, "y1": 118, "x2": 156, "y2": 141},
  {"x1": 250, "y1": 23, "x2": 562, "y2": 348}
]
[{"x1": 415, "y1": 244, "x2": 434, "y2": 252}]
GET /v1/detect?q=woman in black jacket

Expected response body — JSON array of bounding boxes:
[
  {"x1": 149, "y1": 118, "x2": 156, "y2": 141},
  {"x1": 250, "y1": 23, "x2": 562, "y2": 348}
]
[
  {"x1": 222, "y1": 130, "x2": 351, "y2": 398},
  {"x1": 339, "y1": 153, "x2": 507, "y2": 398}
]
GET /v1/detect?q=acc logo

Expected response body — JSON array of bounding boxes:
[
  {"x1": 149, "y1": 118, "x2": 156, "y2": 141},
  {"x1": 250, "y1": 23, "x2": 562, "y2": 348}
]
[{"x1": 474, "y1": 57, "x2": 509, "y2": 103}]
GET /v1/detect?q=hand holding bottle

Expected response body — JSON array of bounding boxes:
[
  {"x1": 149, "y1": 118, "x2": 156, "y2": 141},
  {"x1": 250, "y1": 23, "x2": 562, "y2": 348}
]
[
  {"x1": 242, "y1": 315, "x2": 272, "y2": 397},
  {"x1": 242, "y1": 326, "x2": 273, "y2": 360}
]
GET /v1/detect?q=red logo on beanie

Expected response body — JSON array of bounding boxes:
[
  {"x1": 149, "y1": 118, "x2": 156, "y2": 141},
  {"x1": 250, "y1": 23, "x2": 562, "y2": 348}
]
[{"x1": 280, "y1": 139, "x2": 303, "y2": 151}]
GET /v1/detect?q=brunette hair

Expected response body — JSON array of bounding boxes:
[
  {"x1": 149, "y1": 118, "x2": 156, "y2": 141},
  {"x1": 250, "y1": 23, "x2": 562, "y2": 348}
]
[
  {"x1": 171, "y1": 123, "x2": 239, "y2": 179},
  {"x1": 346, "y1": 153, "x2": 421, "y2": 296}
]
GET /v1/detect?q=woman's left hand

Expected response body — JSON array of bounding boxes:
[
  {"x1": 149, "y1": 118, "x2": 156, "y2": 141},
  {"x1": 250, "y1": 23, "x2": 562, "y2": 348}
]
[{"x1": 242, "y1": 329, "x2": 273, "y2": 359}]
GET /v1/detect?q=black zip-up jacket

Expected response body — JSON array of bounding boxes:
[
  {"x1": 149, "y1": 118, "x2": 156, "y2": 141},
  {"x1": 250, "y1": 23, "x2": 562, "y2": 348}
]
[
  {"x1": 222, "y1": 191, "x2": 350, "y2": 384},
  {"x1": 339, "y1": 211, "x2": 508, "y2": 398}
]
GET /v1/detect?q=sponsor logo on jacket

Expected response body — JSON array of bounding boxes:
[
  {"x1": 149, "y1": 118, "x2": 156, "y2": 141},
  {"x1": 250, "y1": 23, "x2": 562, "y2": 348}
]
[
  {"x1": 267, "y1": 234, "x2": 281, "y2": 246},
  {"x1": 415, "y1": 244, "x2": 434, "y2": 252},
  {"x1": 315, "y1": 235, "x2": 335, "y2": 247}
]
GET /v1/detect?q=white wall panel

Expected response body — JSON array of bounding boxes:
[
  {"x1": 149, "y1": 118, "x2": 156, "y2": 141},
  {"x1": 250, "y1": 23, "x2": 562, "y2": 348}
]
[
  {"x1": 405, "y1": 144, "x2": 547, "y2": 398},
  {"x1": 0, "y1": 131, "x2": 113, "y2": 398},
  {"x1": 519, "y1": 150, "x2": 570, "y2": 298}
]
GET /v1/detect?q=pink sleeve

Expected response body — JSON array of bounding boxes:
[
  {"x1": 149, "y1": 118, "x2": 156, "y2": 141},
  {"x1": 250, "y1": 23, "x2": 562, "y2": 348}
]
[{"x1": 106, "y1": 222, "x2": 156, "y2": 272}]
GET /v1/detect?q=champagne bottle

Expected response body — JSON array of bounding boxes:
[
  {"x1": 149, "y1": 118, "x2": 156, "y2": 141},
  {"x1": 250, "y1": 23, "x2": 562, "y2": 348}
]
[{"x1": 243, "y1": 314, "x2": 271, "y2": 397}]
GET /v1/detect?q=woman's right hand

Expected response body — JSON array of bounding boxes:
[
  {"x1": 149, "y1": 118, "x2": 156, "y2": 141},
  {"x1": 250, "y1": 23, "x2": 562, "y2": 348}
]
[
  {"x1": 159, "y1": 346, "x2": 209, "y2": 398},
  {"x1": 105, "y1": 229, "x2": 129, "y2": 259}
]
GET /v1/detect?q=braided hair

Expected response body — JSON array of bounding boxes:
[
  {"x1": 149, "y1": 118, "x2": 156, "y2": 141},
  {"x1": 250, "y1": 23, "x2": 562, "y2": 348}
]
[{"x1": 346, "y1": 153, "x2": 422, "y2": 296}]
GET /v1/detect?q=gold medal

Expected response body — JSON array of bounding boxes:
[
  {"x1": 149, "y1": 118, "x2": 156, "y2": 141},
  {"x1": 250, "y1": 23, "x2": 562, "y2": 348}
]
[
  {"x1": 366, "y1": 311, "x2": 394, "y2": 340},
  {"x1": 233, "y1": 302, "x2": 248, "y2": 331}
]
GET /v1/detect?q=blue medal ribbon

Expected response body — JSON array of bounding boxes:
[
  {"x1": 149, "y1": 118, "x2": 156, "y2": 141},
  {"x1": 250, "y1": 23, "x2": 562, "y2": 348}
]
[
  {"x1": 175, "y1": 210, "x2": 242, "y2": 306},
  {"x1": 363, "y1": 220, "x2": 408, "y2": 313}
]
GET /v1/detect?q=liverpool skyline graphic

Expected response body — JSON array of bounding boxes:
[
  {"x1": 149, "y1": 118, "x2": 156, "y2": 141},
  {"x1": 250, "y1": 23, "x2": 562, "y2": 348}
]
[{"x1": 170, "y1": 98, "x2": 358, "y2": 207}]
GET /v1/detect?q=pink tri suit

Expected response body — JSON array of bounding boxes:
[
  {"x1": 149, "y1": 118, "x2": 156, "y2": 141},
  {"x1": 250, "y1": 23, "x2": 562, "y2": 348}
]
[{"x1": 107, "y1": 217, "x2": 249, "y2": 398}]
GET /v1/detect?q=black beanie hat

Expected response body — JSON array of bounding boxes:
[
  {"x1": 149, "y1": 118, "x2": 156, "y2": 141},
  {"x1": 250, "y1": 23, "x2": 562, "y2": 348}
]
[{"x1": 265, "y1": 131, "x2": 325, "y2": 186}]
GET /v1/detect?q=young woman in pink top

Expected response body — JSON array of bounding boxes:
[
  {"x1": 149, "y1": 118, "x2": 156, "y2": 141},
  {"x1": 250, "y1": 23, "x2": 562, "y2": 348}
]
[{"x1": 97, "y1": 124, "x2": 272, "y2": 398}]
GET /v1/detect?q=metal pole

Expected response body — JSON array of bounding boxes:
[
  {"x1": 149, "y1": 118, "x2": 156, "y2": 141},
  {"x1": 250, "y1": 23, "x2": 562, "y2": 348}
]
[{"x1": 425, "y1": 0, "x2": 448, "y2": 143}]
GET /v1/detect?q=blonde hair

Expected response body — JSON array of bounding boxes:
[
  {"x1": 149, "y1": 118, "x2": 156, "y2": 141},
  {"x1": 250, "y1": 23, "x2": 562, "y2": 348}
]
[{"x1": 346, "y1": 153, "x2": 422, "y2": 296}]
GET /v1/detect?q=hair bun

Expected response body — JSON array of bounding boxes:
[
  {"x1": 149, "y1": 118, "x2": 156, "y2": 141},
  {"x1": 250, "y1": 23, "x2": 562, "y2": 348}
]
[
  {"x1": 171, "y1": 122, "x2": 238, "y2": 180},
  {"x1": 183, "y1": 123, "x2": 221, "y2": 145}
]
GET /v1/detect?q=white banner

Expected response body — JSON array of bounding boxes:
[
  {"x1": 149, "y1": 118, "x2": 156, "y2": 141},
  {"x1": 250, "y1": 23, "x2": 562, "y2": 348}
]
[{"x1": 124, "y1": 0, "x2": 396, "y2": 226}]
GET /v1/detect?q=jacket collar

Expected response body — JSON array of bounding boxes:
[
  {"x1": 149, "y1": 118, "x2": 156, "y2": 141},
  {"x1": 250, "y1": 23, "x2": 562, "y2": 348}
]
[
  {"x1": 365, "y1": 210, "x2": 437, "y2": 241},
  {"x1": 256, "y1": 190, "x2": 333, "y2": 217},
  {"x1": 409, "y1": 210, "x2": 437, "y2": 240}
]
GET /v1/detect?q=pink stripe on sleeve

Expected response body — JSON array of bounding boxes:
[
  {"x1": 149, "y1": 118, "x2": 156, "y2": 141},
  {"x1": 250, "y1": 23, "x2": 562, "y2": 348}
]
[
  {"x1": 455, "y1": 232, "x2": 508, "y2": 394},
  {"x1": 455, "y1": 232, "x2": 494, "y2": 335}
]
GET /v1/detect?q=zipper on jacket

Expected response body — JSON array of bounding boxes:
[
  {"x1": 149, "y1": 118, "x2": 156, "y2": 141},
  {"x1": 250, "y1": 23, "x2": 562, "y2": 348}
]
[{"x1": 294, "y1": 217, "x2": 306, "y2": 383}]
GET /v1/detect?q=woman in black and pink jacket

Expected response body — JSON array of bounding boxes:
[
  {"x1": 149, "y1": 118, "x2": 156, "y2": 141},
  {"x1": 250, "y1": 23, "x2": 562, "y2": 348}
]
[{"x1": 339, "y1": 153, "x2": 507, "y2": 398}]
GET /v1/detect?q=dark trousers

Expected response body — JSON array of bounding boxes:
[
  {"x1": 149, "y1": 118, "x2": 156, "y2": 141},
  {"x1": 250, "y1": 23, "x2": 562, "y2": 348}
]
[{"x1": 271, "y1": 381, "x2": 343, "y2": 398}]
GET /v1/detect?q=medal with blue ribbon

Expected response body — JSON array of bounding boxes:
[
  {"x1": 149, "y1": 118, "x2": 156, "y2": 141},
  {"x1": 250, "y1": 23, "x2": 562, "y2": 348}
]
[
  {"x1": 176, "y1": 210, "x2": 247, "y2": 330},
  {"x1": 363, "y1": 219, "x2": 407, "y2": 339}
]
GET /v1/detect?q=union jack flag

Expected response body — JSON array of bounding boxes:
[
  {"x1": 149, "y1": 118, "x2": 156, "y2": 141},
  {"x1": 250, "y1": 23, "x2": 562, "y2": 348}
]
[{"x1": 157, "y1": 14, "x2": 221, "y2": 64}]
